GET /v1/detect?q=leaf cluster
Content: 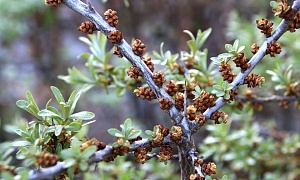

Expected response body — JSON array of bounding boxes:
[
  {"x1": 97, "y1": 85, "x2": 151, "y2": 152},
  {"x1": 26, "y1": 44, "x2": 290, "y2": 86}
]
[
  {"x1": 210, "y1": 40, "x2": 245, "y2": 65},
  {"x1": 13, "y1": 86, "x2": 95, "y2": 170},
  {"x1": 108, "y1": 118, "x2": 142, "y2": 147},
  {"x1": 200, "y1": 119, "x2": 300, "y2": 179},
  {"x1": 59, "y1": 32, "x2": 135, "y2": 97}
]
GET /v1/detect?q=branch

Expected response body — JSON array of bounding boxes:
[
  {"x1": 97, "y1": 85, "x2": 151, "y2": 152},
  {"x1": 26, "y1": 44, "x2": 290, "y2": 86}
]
[
  {"x1": 23, "y1": 137, "x2": 172, "y2": 180},
  {"x1": 236, "y1": 95, "x2": 300, "y2": 103},
  {"x1": 203, "y1": 0, "x2": 300, "y2": 119},
  {"x1": 62, "y1": 0, "x2": 185, "y2": 127}
]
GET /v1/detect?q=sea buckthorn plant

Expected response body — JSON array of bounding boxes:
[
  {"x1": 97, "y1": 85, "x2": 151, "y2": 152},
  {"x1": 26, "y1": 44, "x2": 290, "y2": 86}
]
[{"x1": 2, "y1": 0, "x2": 300, "y2": 179}]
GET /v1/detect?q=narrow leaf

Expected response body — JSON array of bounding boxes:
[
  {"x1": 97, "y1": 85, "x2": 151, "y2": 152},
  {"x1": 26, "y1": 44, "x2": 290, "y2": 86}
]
[
  {"x1": 11, "y1": 141, "x2": 32, "y2": 147},
  {"x1": 63, "y1": 158, "x2": 76, "y2": 168},
  {"x1": 69, "y1": 111, "x2": 95, "y2": 120},
  {"x1": 26, "y1": 92, "x2": 39, "y2": 112},
  {"x1": 108, "y1": 128, "x2": 123, "y2": 137},
  {"x1": 233, "y1": 39, "x2": 239, "y2": 51},
  {"x1": 55, "y1": 125, "x2": 63, "y2": 136},
  {"x1": 65, "y1": 122, "x2": 82, "y2": 131},
  {"x1": 128, "y1": 130, "x2": 142, "y2": 140},
  {"x1": 50, "y1": 86, "x2": 65, "y2": 113},
  {"x1": 38, "y1": 109, "x2": 63, "y2": 120},
  {"x1": 123, "y1": 118, "x2": 132, "y2": 132},
  {"x1": 81, "y1": 146, "x2": 97, "y2": 160}
]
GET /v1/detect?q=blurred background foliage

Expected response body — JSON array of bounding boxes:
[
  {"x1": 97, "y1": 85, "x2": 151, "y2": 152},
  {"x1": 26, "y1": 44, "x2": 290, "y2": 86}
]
[{"x1": 0, "y1": 0, "x2": 300, "y2": 179}]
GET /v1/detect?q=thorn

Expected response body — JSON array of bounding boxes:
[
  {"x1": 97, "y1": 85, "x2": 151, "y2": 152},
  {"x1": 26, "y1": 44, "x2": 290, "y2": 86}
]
[{"x1": 86, "y1": 0, "x2": 93, "y2": 11}]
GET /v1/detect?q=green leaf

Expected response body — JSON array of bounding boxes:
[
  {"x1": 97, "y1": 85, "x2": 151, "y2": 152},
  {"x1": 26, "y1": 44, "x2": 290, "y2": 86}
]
[
  {"x1": 45, "y1": 126, "x2": 56, "y2": 133},
  {"x1": 16, "y1": 100, "x2": 42, "y2": 120},
  {"x1": 67, "y1": 90, "x2": 81, "y2": 116},
  {"x1": 61, "y1": 149, "x2": 76, "y2": 159},
  {"x1": 237, "y1": 46, "x2": 245, "y2": 53},
  {"x1": 69, "y1": 111, "x2": 95, "y2": 120},
  {"x1": 233, "y1": 39, "x2": 239, "y2": 51},
  {"x1": 205, "y1": 176, "x2": 213, "y2": 180},
  {"x1": 213, "y1": 85, "x2": 223, "y2": 91},
  {"x1": 195, "y1": 28, "x2": 212, "y2": 50},
  {"x1": 55, "y1": 125, "x2": 63, "y2": 136},
  {"x1": 65, "y1": 122, "x2": 82, "y2": 131},
  {"x1": 56, "y1": 143, "x2": 63, "y2": 155},
  {"x1": 58, "y1": 67, "x2": 95, "y2": 85},
  {"x1": 38, "y1": 109, "x2": 63, "y2": 120},
  {"x1": 67, "y1": 166, "x2": 76, "y2": 180},
  {"x1": 1, "y1": 172, "x2": 14, "y2": 180},
  {"x1": 210, "y1": 57, "x2": 221, "y2": 65},
  {"x1": 78, "y1": 84, "x2": 95, "y2": 94},
  {"x1": 123, "y1": 118, "x2": 132, "y2": 132},
  {"x1": 221, "y1": 175, "x2": 229, "y2": 180},
  {"x1": 116, "y1": 87, "x2": 126, "y2": 97},
  {"x1": 195, "y1": 85, "x2": 201, "y2": 92},
  {"x1": 26, "y1": 91, "x2": 39, "y2": 112},
  {"x1": 183, "y1": 30, "x2": 196, "y2": 42},
  {"x1": 50, "y1": 86, "x2": 65, "y2": 110},
  {"x1": 108, "y1": 128, "x2": 123, "y2": 137},
  {"x1": 63, "y1": 158, "x2": 77, "y2": 168},
  {"x1": 46, "y1": 106, "x2": 61, "y2": 116},
  {"x1": 218, "y1": 53, "x2": 234, "y2": 58},
  {"x1": 32, "y1": 123, "x2": 40, "y2": 139},
  {"x1": 145, "y1": 130, "x2": 153, "y2": 136},
  {"x1": 11, "y1": 141, "x2": 32, "y2": 147},
  {"x1": 79, "y1": 36, "x2": 92, "y2": 46},
  {"x1": 82, "y1": 120, "x2": 96, "y2": 127},
  {"x1": 14, "y1": 129, "x2": 25, "y2": 137},
  {"x1": 225, "y1": 44, "x2": 233, "y2": 52},
  {"x1": 270, "y1": 1, "x2": 279, "y2": 8},
  {"x1": 216, "y1": 91, "x2": 225, "y2": 97},
  {"x1": 16, "y1": 100, "x2": 30, "y2": 110},
  {"x1": 224, "y1": 93, "x2": 230, "y2": 100},
  {"x1": 45, "y1": 99, "x2": 52, "y2": 109},
  {"x1": 79, "y1": 161, "x2": 89, "y2": 171},
  {"x1": 187, "y1": 40, "x2": 196, "y2": 53},
  {"x1": 128, "y1": 130, "x2": 142, "y2": 140},
  {"x1": 88, "y1": 55, "x2": 97, "y2": 80},
  {"x1": 81, "y1": 146, "x2": 97, "y2": 160}
]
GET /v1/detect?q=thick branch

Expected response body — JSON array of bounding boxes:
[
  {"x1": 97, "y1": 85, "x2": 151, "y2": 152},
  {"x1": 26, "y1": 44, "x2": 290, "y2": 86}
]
[{"x1": 203, "y1": 0, "x2": 300, "y2": 119}]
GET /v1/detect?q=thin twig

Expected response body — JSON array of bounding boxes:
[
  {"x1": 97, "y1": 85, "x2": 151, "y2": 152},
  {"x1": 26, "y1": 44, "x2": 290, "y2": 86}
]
[
  {"x1": 202, "y1": 0, "x2": 300, "y2": 120},
  {"x1": 22, "y1": 137, "x2": 171, "y2": 180},
  {"x1": 236, "y1": 95, "x2": 300, "y2": 103}
]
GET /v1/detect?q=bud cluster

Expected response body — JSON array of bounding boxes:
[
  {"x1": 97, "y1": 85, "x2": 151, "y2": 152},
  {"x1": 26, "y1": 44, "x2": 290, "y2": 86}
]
[
  {"x1": 256, "y1": 18, "x2": 273, "y2": 37},
  {"x1": 202, "y1": 162, "x2": 217, "y2": 176},
  {"x1": 135, "y1": 87, "x2": 156, "y2": 101},
  {"x1": 132, "y1": 39, "x2": 146, "y2": 56},
  {"x1": 35, "y1": 152, "x2": 58, "y2": 168},
  {"x1": 244, "y1": 73, "x2": 265, "y2": 88},
  {"x1": 219, "y1": 63, "x2": 236, "y2": 83},
  {"x1": 45, "y1": 0, "x2": 61, "y2": 7},
  {"x1": 127, "y1": 66, "x2": 142, "y2": 79},
  {"x1": 158, "y1": 98, "x2": 173, "y2": 111},
  {"x1": 78, "y1": 21, "x2": 97, "y2": 34},
  {"x1": 158, "y1": 144, "x2": 173, "y2": 162},
  {"x1": 166, "y1": 80, "x2": 178, "y2": 96},
  {"x1": 107, "y1": 30, "x2": 123, "y2": 44},
  {"x1": 104, "y1": 9, "x2": 119, "y2": 27},
  {"x1": 152, "y1": 71, "x2": 166, "y2": 87},
  {"x1": 233, "y1": 52, "x2": 250, "y2": 72},
  {"x1": 266, "y1": 41, "x2": 282, "y2": 57},
  {"x1": 151, "y1": 124, "x2": 169, "y2": 147},
  {"x1": 193, "y1": 91, "x2": 215, "y2": 113}
]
